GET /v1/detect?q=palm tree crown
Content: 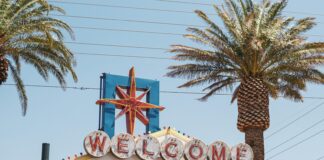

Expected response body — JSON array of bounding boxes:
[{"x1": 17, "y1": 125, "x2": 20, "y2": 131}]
[
  {"x1": 167, "y1": 0, "x2": 324, "y2": 102},
  {"x1": 167, "y1": 1, "x2": 324, "y2": 159},
  {"x1": 0, "y1": 0, "x2": 77, "y2": 115}
]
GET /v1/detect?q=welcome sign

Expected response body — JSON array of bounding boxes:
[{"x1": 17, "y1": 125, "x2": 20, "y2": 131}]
[{"x1": 83, "y1": 130, "x2": 253, "y2": 160}]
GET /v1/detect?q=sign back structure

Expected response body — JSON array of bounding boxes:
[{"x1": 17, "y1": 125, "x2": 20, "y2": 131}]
[{"x1": 98, "y1": 67, "x2": 163, "y2": 138}]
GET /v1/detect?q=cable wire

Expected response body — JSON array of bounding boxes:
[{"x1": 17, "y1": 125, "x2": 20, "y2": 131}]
[
  {"x1": 71, "y1": 26, "x2": 324, "y2": 39},
  {"x1": 3, "y1": 84, "x2": 324, "y2": 99},
  {"x1": 50, "y1": 0, "x2": 324, "y2": 17},
  {"x1": 265, "y1": 101, "x2": 324, "y2": 139},
  {"x1": 316, "y1": 155, "x2": 324, "y2": 160},
  {"x1": 74, "y1": 52, "x2": 171, "y2": 60},
  {"x1": 266, "y1": 114, "x2": 324, "y2": 153},
  {"x1": 266, "y1": 130, "x2": 324, "y2": 160},
  {"x1": 65, "y1": 41, "x2": 168, "y2": 51},
  {"x1": 49, "y1": 0, "x2": 217, "y2": 15},
  {"x1": 72, "y1": 26, "x2": 183, "y2": 36},
  {"x1": 51, "y1": 14, "x2": 205, "y2": 28}
]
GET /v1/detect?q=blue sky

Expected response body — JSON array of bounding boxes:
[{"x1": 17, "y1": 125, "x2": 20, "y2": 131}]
[{"x1": 1, "y1": 0, "x2": 324, "y2": 159}]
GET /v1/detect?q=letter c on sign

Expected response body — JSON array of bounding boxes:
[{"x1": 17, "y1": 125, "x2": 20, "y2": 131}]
[{"x1": 161, "y1": 137, "x2": 184, "y2": 160}]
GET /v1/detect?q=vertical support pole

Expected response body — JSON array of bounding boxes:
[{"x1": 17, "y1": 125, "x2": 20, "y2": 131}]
[
  {"x1": 41, "y1": 143, "x2": 50, "y2": 160},
  {"x1": 98, "y1": 75, "x2": 103, "y2": 130},
  {"x1": 102, "y1": 74, "x2": 116, "y2": 138}
]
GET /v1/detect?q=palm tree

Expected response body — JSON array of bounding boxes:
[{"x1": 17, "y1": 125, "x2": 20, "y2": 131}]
[
  {"x1": 0, "y1": 0, "x2": 77, "y2": 116},
  {"x1": 166, "y1": 0, "x2": 324, "y2": 159}
]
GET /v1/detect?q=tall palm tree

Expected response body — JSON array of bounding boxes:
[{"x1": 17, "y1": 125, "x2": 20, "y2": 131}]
[
  {"x1": 166, "y1": 0, "x2": 324, "y2": 159},
  {"x1": 0, "y1": 0, "x2": 77, "y2": 116}
]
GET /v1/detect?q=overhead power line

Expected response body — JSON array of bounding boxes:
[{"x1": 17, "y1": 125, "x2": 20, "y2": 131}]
[
  {"x1": 3, "y1": 84, "x2": 324, "y2": 99},
  {"x1": 266, "y1": 113, "x2": 324, "y2": 153},
  {"x1": 1, "y1": 83, "x2": 218, "y2": 95},
  {"x1": 265, "y1": 101, "x2": 324, "y2": 139},
  {"x1": 72, "y1": 26, "x2": 183, "y2": 36},
  {"x1": 51, "y1": 14, "x2": 205, "y2": 28},
  {"x1": 74, "y1": 52, "x2": 171, "y2": 60},
  {"x1": 266, "y1": 130, "x2": 324, "y2": 160},
  {"x1": 71, "y1": 25, "x2": 324, "y2": 39},
  {"x1": 156, "y1": 0, "x2": 212, "y2": 6},
  {"x1": 65, "y1": 41, "x2": 168, "y2": 51},
  {"x1": 316, "y1": 155, "x2": 324, "y2": 160},
  {"x1": 49, "y1": 0, "x2": 324, "y2": 19},
  {"x1": 155, "y1": 0, "x2": 324, "y2": 17},
  {"x1": 49, "y1": 0, "x2": 217, "y2": 15}
]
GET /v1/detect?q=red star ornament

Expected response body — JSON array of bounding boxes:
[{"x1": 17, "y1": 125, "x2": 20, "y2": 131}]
[{"x1": 96, "y1": 67, "x2": 165, "y2": 135}]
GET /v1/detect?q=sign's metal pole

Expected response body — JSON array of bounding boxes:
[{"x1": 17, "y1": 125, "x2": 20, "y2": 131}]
[
  {"x1": 99, "y1": 75, "x2": 103, "y2": 130},
  {"x1": 41, "y1": 143, "x2": 50, "y2": 160}
]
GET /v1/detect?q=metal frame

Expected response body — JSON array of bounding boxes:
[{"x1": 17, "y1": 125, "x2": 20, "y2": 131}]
[{"x1": 101, "y1": 73, "x2": 160, "y2": 138}]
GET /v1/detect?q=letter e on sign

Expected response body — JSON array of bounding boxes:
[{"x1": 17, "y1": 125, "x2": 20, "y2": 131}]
[
  {"x1": 161, "y1": 137, "x2": 184, "y2": 160},
  {"x1": 84, "y1": 130, "x2": 111, "y2": 158},
  {"x1": 230, "y1": 143, "x2": 253, "y2": 160},
  {"x1": 207, "y1": 141, "x2": 230, "y2": 160},
  {"x1": 111, "y1": 133, "x2": 136, "y2": 158},
  {"x1": 184, "y1": 139, "x2": 208, "y2": 160},
  {"x1": 136, "y1": 135, "x2": 160, "y2": 160}
]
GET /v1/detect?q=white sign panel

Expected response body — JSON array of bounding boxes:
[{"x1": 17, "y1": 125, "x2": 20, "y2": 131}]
[
  {"x1": 184, "y1": 139, "x2": 208, "y2": 160},
  {"x1": 135, "y1": 135, "x2": 160, "y2": 160},
  {"x1": 111, "y1": 133, "x2": 136, "y2": 159},
  {"x1": 230, "y1": 143, "x2": 253, "y2": 160},
  {"x1": 84, "y1": 130, "x2": 111, "y2": 157},
  {"x1": 161, "y1": 137, "x2": 184, "y2": 160},
  {"x1": 207, "y1": 141, "x2": 231, "y2": 160}
]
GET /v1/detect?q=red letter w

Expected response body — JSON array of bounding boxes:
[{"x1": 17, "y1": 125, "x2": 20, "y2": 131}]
[{"x1": 89, "y1": 136, "x2": 107, "y2": 152}]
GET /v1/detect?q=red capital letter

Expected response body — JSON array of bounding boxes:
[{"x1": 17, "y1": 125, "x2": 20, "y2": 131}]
[
  {"x1": 165, "y1": 142, "x2": 178, "y2": 158},
  {"x1": 189, "y1": 145, "x2": 203, "y2": 159},
  {"x1": 89, "y1": 136, "x2": 107, "y2": 152},
  {"x1": 143, "y1": 140, "x2": 154, "y2": 156},
  {"x1": 117, "y1": 138, "x2": 129, "y2": 153},
  {"x1": 211, "y1": 146, "x2": 226, "y2": 160}
]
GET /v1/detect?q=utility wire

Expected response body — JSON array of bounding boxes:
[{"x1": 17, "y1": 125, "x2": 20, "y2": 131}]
[
  {"x1": 65, "y1": 41, "x2": 168, "y2": 51},
  {"x1": 52, "y1": 14, "x2": 324, "y2": 38},
  {"x1": 52, "y1": 14, "x2": 324, "y2": 30},
  {"x1": 266, "y1": 115, "x2": 324, "y2": 153},
  {"x1": 49, "y1": 0, "x2": 217, "y2": 15},
  {"x1": 72, "y1": 26, "x2": 183, "y2": 36},
  {"x1": 71, "y1": 26, "x2": 324, "y2": 39},
  {"x1": 266, "y1": 130, "x2": 324, "y2": 160},
  {"x1": 51, "y1": 14, "x2": 205, "y2": 28},
  {"x1": 3, "y1": 84, "x2": 324, "y2": 99},
  {"x1": 50, "y1": 0, "x2": 324, "y2": 18},
  {"x1": 1, "y1": 83, "x2": 217, "y2": 95},
  {"x1": 265, "y1": 101, "x2": 324, "y2": 139},
  {"x1": 155, "y1": 0, "x2": 324, "y2": 17},
  {"x1": 156, "y1": 0, "x2": 212, "y2": 6},
  {"x1": 74, "y1": 52, "x2": 171, "y2": 60}
]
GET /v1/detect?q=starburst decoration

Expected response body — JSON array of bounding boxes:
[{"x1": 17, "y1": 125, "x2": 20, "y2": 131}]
[{"x1": 96, "y1": 67, "x2": 165, "y2": 135}]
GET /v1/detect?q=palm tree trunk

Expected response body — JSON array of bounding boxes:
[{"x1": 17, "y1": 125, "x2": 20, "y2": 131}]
[
  {"x1": 0, "y1": 55, "x2": 8, "y2": 84},
  {"x1": 245, "y1": 128, "x2": 264, "y2": 160},
  {"x1": 237, "y1": 77, "x2": 270, "y2": 160}
]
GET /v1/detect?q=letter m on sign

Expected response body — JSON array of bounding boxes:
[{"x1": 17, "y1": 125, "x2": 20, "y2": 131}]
[{"x1": 212, "y1": 146, "x2": 226, "y2": 160}]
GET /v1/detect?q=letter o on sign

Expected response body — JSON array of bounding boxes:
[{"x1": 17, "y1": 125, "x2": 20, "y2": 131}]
[
  {"x1": 135, "y1": 135, "x2": 160, "y2": 160},
  {"x1": 111, "y1": 133, "x2": 136, "y2": 159},
  {"x1": 161, "y1": 137, "x2": 184, "y2": 160},
  {"x1": 207, "y1": 141, "x2": 230, "y2": 160},
  {"x1": 184, "y1": 139, "x2": 207, "y2": 160},
  {"x1": 230, "y1": 143, "x2": 253, "y2": 160},
  {"x1": 84, "y1": 130, "x2": 111, "y2": 158}
]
